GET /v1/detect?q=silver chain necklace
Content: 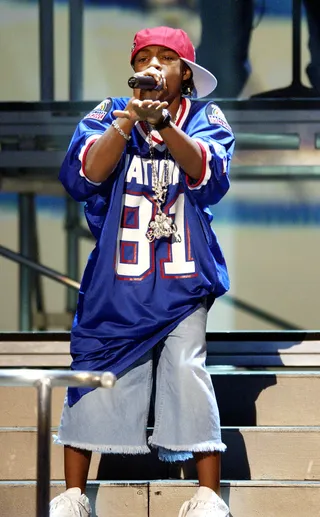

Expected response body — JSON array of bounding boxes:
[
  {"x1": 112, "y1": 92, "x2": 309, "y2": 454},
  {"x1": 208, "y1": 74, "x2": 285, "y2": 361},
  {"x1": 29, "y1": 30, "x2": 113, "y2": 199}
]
[{"x1": 145, "y1": 124, "x2": 181, "y2": 243}]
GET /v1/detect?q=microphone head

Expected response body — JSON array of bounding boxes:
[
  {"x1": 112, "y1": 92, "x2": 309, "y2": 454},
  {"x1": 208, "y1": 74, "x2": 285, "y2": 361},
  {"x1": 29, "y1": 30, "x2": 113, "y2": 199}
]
[
  {"x1": 128, "y1": 75, "x2": 161, "y2": 90},
  {"x1": 128, "y1": 76, "x2": 139, "y2": 88}
]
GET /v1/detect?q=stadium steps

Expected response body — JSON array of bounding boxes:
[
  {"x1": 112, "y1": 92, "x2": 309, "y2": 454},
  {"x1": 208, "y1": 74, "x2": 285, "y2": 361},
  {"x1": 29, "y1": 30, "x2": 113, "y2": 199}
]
[
  {"x1": 0, "y1": 332, "x2": 320, "y2": 516},
  {"x1": 1, "y1": 424, "x2": 320, "y2": 482},
  {"x1": 1, "y1": 480, "x2": 320, "y2": 517}
]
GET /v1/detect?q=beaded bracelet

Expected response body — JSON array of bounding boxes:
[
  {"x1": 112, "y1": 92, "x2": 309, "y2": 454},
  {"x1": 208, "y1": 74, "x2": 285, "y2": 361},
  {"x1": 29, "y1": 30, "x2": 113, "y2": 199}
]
[{"x1": 111, "y1": 120, "x2": 131, "y2": 141}]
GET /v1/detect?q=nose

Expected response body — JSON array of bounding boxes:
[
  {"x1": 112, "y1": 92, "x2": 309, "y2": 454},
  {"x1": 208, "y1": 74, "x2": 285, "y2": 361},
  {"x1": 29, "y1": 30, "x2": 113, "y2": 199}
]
[{"x1": 149, "y1": 56, "x2": 162, "y2": 70}]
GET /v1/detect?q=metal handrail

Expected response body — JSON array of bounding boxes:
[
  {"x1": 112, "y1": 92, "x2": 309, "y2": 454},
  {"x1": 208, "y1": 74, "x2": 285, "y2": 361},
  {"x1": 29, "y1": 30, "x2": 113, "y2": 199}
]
[
  {"x1": 0, "y1": 245, "x2": 80, "y2": 290},
  {"x1": 223, "y1": 295, "x2": 301, "y2": 330},
  {"x1": 0, "y1": 243, "x2": 301, "y2": 330},
  {"x1": 0, "y1": 369, "x2": 116, "y2": 517}
]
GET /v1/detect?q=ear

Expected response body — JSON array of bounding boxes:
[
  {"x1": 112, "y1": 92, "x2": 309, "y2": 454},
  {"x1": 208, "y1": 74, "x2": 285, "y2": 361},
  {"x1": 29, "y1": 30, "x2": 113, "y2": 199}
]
[{"x1": 182, "y1": 64, "x2": 192, "y2": 81}]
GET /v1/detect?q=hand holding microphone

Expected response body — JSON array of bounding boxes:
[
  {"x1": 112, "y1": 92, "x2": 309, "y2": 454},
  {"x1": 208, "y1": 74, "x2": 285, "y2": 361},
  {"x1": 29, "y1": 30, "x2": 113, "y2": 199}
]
[
  {"x1": 128, "y1": 68, "x2": 166, "y2": 91},
  {"x1": 128, "y1": 75, "x2": 164, "y2": 91},
  {"x1": 115, "y1": 68, "x2": 168, "y2": 123}
]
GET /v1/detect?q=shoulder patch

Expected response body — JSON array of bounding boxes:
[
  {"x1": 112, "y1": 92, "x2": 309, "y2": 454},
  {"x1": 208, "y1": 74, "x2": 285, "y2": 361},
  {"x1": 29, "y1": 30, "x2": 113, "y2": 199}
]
[
  {"x1": 84, "y1": 98, "x2": 112, "y2": 122},
  {"x1": 205, "y1": 103, "x2": 232, "y2": 132}
]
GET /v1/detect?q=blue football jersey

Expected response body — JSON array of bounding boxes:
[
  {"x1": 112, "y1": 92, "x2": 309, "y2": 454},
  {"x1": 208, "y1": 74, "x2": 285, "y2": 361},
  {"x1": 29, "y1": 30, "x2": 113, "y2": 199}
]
[{"x1": 60, "y1": 96, "x2": 235, "y2": 406}]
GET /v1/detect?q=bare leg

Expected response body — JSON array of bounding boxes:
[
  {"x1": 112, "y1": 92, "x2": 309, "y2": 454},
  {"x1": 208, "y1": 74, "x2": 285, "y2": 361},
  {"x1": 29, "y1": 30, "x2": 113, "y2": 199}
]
[
  {"x1": 194, "y1": 451, "x2": 221, "y2": 495},
  {"x1": 64, "y1": 445, "x2": 92, "y2": 493}
]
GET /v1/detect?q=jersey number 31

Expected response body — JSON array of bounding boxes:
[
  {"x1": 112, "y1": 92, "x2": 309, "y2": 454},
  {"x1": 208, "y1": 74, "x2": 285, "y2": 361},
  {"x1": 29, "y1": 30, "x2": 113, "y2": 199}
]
[{"x1": 116, "y1": 192, "x2": 196, "y2": 280}]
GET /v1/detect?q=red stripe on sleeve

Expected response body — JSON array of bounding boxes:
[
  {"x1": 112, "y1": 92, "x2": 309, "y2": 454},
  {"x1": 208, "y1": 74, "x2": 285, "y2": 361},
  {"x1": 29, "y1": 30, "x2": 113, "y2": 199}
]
[{"x1": 82, "y1": 139, "x2": 98, "y2": 178}]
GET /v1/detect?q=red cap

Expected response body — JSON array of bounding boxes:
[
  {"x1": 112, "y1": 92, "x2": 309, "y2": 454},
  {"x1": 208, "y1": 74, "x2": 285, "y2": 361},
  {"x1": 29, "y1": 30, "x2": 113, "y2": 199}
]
[{"x1": 131, "y1": 26, "x2": 195, "y2": 64}]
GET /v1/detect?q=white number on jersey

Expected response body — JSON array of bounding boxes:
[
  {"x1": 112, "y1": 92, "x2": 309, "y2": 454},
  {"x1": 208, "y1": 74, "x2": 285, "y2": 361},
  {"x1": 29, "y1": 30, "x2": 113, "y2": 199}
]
[{"x1": 116, "y1": 192, "x2": 196, "y2": 280}]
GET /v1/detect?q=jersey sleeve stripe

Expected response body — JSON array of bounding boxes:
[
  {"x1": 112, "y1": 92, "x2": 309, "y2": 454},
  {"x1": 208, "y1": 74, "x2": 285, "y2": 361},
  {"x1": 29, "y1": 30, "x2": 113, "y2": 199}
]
[
  {"x1": 79, "y1": 134, "x2": 102, "y2": 185},
  {"x1": 186, "y1": 140, "x2": 212, "y2": 190}
]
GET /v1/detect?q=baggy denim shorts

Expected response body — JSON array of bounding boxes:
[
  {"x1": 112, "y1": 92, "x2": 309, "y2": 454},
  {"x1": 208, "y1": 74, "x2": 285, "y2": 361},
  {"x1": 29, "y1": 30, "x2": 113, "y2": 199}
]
[{"x1": 55, "y1": 303, "x2": 226, "y2": 462}]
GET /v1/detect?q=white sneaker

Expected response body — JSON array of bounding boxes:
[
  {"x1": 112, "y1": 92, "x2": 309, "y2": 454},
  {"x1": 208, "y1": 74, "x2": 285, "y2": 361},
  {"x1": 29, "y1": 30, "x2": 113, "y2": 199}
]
[
  {"x1": 178, "y1": 487, "x2": 229, "y2": 517},
  {"x1": 50, "y1": 488, "x2": 92, "y2": 517}
]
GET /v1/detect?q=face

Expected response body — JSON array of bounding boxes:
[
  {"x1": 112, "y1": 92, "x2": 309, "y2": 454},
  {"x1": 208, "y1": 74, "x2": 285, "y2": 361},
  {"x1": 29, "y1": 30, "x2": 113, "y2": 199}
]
[{"x1": 133, "y1": 45, "x2": 192, "y2": 103}]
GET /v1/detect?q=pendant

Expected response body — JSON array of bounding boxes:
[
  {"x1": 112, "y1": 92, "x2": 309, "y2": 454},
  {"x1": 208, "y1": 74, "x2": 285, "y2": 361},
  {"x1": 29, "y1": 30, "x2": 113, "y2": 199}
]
[{"x1": 146, "y1": 212, "x2": 179, "y2": 242}]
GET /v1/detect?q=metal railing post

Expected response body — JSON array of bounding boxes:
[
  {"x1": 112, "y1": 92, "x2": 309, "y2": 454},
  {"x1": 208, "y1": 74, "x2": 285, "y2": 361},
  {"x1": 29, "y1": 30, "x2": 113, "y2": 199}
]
[
  {"x1": 39, "y1": 0, "x2": 54, "y2": 100},
  {"x1": 0, "y1": 369, "x2": 116, "y2": 517},
  {"x1": 66, "y1": 197, "x2": 80, "y2": 314},
  {"x1": 36, "y1": 378, "x2": 52, "y2": 517},
  {"x1": 69, "y1": 0, "x2": 84, "y2": 101},
  {"x1": 18, "y1": 194, "x2": 34, "y2": 330}
]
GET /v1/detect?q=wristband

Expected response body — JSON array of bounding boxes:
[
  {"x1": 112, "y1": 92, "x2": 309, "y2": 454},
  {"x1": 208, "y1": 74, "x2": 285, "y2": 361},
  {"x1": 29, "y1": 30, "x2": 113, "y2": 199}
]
[{"x1": 152, "y1": 109, "x2": 172, "y2": 131}]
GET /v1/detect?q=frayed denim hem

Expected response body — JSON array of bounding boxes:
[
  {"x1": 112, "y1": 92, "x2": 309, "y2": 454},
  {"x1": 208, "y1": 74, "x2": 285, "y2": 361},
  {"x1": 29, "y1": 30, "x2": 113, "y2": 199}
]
[
  {"x1": 149, "y1": 439, "x2": 227, "y2": 462},
  {"x1": 53, "y1": 434, "x2": 151, "y2": 455}
]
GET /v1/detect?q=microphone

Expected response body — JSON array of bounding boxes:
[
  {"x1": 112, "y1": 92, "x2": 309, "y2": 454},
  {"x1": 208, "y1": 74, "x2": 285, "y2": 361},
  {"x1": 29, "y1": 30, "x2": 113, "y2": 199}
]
[{"x1": 128, "y1": 75, "x2": 163, "y2": 91}]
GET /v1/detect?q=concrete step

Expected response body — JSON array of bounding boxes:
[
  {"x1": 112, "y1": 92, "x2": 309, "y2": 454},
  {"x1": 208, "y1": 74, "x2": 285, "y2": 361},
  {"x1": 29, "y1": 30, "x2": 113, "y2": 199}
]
[
  {"x1": 0, "y1": 340, "x2": 70, "y2": 367},
  {"x1": 1, "y1": 427, "x2": 320, "y2": 481},
  {"x1": 149, "y1": 481, "x2": 320, "y2": 517},
  {"x1": 211, "y1": 369, "x2": 320, "y2": 426},
  {"x1": 2, "y1": 332, "x2": 320, "y2": 367},
  {"x1": 1, "y1": 480, "x2": 320, "y2": 517},
  {"x1": 206, "y1": 336, "x2": 320, "y2": 367},
  {"x1": 0, "y1": 386, "x2": 65, "y2": 428},
  {"x1": 2, "y1": 371, "x2": 320, "y2": 427}
]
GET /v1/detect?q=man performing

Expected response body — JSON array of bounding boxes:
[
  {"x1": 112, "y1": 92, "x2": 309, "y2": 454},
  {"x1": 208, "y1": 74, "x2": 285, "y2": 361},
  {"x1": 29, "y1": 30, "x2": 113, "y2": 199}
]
[{"x1": 50, "y1": 26, "x2": 235, "y2": 517}]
